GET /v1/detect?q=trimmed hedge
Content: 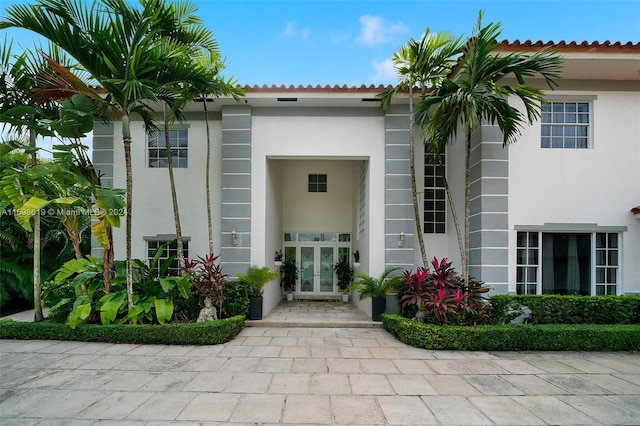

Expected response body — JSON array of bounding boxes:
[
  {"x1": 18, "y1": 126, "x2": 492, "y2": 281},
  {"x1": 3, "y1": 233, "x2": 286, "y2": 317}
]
[
  {"x1": 383, "y1": 314, "x2": 640, "y2": 351},
  {"x1": 0, "y1": 315, "x2": 245, "y2": 345},
  {"x1": 490, "y1": 295, "x2": 640, "y2": 325}
]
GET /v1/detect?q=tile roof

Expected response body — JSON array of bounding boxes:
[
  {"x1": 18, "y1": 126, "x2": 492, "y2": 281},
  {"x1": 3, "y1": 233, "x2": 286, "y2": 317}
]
[{"x1": 242, "y1": 40, "x2": 640, "y2": 92}]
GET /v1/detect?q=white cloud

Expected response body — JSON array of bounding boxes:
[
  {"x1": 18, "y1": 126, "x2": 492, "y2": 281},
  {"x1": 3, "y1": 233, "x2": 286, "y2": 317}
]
[
  {"x1": 357, "y1": 15, "x2": 409, "y2": 46},
  {"x1": 280, "y1": 21, "x2": 311, "y2": 41},
  {"x1": 370, "y1": 58, "x2": 397, "y2": 84}
]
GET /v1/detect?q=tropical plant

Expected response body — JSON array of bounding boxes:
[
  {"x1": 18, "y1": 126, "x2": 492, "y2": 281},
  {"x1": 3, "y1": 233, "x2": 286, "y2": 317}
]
[
  {"x1": 333, "y1": 259, "x2": 353, "y2": 293},
  {"x1": 1, "y1": 0, "x2": 224, "y2": 309},
  {"x1": 399, "y1": 257, "x2": 491, "y2": 325},
  {"x1": 414, "y1": 10, "x2": 562, "y2": 285},
  {"x1": 281, "y1": 257, "x2": 298, "y2": 293},
  {"x1": 378, "y1": 29, "x2": 463, "y2": 267},
  {"x1": 235, "y1": 265, "x2": 279, "y2": 297},
  {"x1": 184, "y1": 253, "x2": 227, "y2": 320},
  {"x1": 355, "y1": 267, "x2": 403, "y2": 300}
]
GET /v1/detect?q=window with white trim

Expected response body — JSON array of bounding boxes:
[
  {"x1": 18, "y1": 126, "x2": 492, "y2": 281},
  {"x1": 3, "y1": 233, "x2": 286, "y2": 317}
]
[
  {"x1": 595, "y1": 233, "x2": 618, "y2": 295},
  {"x1": 147, "y1": 240, "x2": 188, "y2": 275},
  {"x1": 515, "y1": 231, "x2": 619, "y2": 295},
  {"x1": 148, "y1": 129, "x2": 188, "y2": 168},
  {"x1": 424, "y1": 152, "x2": 446, "y2": 233},
  {"x1": 541, "y1": 102, "x2": 590, "y2": 149},
  {"x1": 308, "y1": 174, "x2": 327, "y2": 192}
]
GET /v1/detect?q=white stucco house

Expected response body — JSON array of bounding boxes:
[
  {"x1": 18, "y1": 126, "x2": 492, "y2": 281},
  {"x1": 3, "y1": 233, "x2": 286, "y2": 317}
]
[{"x1": 92, "y1": 40, "x2": 640, "y2": 319}]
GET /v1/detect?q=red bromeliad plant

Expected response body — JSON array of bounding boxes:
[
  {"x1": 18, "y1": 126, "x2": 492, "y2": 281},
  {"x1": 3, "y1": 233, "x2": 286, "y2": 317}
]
[
  {"x1": 400, "y1": 257, "x2": 491, "y2": 325},
  {"x1": 184, "y1": 253, "x2": 227, "y2": 319}
]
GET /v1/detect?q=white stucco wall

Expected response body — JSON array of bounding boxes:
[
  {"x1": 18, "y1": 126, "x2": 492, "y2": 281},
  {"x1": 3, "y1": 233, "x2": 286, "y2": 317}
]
[
  {"x1": 508, "y1": 90, "x2": 640, "y2": 294},
  {"x1": 110, "y1": 119, "x2": 223, "y2": 263}
]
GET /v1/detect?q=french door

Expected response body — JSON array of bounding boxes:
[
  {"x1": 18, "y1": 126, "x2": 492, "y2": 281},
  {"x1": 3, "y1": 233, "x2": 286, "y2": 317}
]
[{"x1": 299, "y1": 245, "x2": 335, "y2": 294}]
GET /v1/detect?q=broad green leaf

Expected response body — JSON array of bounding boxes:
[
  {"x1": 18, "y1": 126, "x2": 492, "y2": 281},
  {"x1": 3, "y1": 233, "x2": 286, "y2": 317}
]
[
  {"x1": 176, "y1": 276, "x2": 191, "y2": 299},
  {"x1": 159, "y1": 277, "x2": 176, "y2": 293},
  {"x1": 14, "y1": 197, "x2": 51, "y2": 232},
  {"x1": 154, "y1": 298, "x2": 174, "y2": 325}
]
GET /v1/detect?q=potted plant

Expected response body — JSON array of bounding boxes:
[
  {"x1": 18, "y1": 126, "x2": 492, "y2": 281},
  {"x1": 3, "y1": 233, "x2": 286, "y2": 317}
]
[
  {"x1": 235, "y1": 265, "x2": 279, "y2": 320},
  {"x1": 281, "y1": 257, "x2": 298, "y2": 301},
  {"x1": 274, "y1": 249, "x2": 283, "y2": 267},
  {"x1": 353, "y1": 250, "x2": 360, "y2": 270},
  {"x1": 333, "y1": 259, "x2": 354, "y2": 302},
  {"x1": 355, "y1": 267, "x2": 402, "y2": 321}
]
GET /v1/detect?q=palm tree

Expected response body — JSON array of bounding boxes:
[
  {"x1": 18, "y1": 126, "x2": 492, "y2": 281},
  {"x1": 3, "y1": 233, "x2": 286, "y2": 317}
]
[
  {"x1": 414, "y1": 11, "x2": 562, "y2": 285},
  {"x1": 187, "y1": 53, "x2": 243, "y2": 254},
  {"x1": 2, "y1": 0, "x2": 223, "y2": 308},
  {"x1": 378, "y1": 30, "x2": 463, "y2": 267}
]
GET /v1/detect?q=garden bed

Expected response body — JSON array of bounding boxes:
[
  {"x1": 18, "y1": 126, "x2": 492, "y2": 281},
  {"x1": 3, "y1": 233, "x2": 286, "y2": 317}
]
[
  {"x1": 0, "y1": 315, "x2": 245, "y2": 345},
  {"x1": 382, "y1": 314, "x2": 640, "y2": 351}
]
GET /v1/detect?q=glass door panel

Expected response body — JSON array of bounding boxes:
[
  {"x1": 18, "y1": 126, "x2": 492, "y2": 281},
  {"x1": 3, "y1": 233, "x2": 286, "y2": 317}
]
[
  {"x1": 300, "y1": 246, "x2": 315, "y2": 293},
  {"x1": 319, "y1": 246, "x2": 335, "y2": 292}
]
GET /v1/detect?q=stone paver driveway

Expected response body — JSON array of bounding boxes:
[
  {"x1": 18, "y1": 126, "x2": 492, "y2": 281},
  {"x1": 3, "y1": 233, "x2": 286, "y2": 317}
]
[{"x1": 1, "y1": 326, "x2": 640, "y2": 425}]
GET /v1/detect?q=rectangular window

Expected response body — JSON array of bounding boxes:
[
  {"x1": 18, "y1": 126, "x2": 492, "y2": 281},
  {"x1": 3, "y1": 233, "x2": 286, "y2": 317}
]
[
  {"x1": 515, "y1": 231, "x2": 619, "y2": 295},
  {"x1": 541, "y1": 102, "x2": 590, "y2": 149},
  {"x1": 148, "y1": 129, "x2": 188, "y2": 168},
  {"x1": 516, "y1": 232, "x2": 539, "y2": 295},
  {"x1": 308, "y1": 174, "x2": 327, "y2": 192},
  {"x1": 595, "y1": 233, "x2": 618, "y2": 295},
  {"x1": 147, "y1": 240, "x2": 188, "y2": 275},
  {"x1": 424, "y1": 152, "x2": 446, "y2": 233}
]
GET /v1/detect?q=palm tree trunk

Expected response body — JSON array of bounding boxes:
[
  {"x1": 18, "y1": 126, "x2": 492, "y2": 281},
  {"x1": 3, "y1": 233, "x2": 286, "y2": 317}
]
[
  {"x1": 203, "y1": 98, "x2": 214, "y2": 254},
  {"x1": 464, "y1": 131, "x2": 471, "y2": 287},
  {"x1": 409, "y1": 84, "x2": 428, "y2": 268},
  {"x1": 102, "y1": 228, "x2": 113, "y2": 294},
  {"x1": 163, "y1": 105, "x2": 184, "y2": 269},
  {"x1": 29, "y1": 129, "x2": 43, "y2": 322},
  {"x1": 123, "y1": 114, "x2": 134, "y2": 309},
  {"x1": 439, "y1": 159, "x2": 464, "y2": 272}
]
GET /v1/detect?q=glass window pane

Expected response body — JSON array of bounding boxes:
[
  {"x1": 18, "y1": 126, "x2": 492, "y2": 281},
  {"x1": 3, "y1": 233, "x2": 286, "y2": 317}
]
[
  {"x1": 552, "y1": 103, "x2": 564, "y2": 113},
  {"x1": 596, "y1": 268, "x2": 605, "y2": 284},
  {"x1": 596, "y1": 285, "x2": 605, "y2": 295},
  {"x1": 552, "y1": 137, "x2": 563, "y2": 148},
  {"x1": 596, "y1": 233, "x2": 606, "y2": 248},
  {"x1": 541, "y1": 103, "x2": 551, "y2": 113},
  {"x1": 607, "y1": 268, "x2": 617, "y2": 284},
  {"x1": 576, "y1": 138, "x2": 588, "y2": 149},
  {"x1": 517, "y1": 232, "x2": 527, "y2": 247},
  {"x1": 608, "y1": 233, "x2": 618, "y2": 248},
  {"x1": 565, "y1": 138, "x2": 576, "y2": 149},
  {"x1": 541, "y1": 125, "x2": 551, "y2": 136},
  {"x1": 516, "y1": 267, "x2": 525, "y2": 283},
  {"x1": 564, "y1": 127, "x2": 576, "y2": 136},
  {"x1": 608, "y1": 250, "x2": 618, "y2": 266},
  {"x1": 578, "y1": 113, "x2": 589, "y2": 123},
  {"x1": 435, "y1": 223, "x2": 446, "y2": 233},
  {"x1": 565, "y1": 103, "x2": 577, "y2": 113},
  {"x1": 527, "y1": 267, "x2": 537, "y2": 283},
  {"x1": 528, "y1": 249, "x2": 538, "y2": 265},
  {"x1": 517, "y1": 249, "x2": 526, "y2": 264},
  {"x1": 551, "y1": 126, "x2": 563, "y2": 136},
  {"x1": 577, "y1": 103, "x2": 589, "y2": 112},
  {"x1": 284, "y1": 233, "x2": 294, "y2": 241},
  {"x1": 541, "y1": 137, "x2": 551, "y2": 148},
  {"x1": 529, "y1": 232, "x2": 538, "y2": 247},
  {"x1": 596, "y1": 250, "x2": 606, "y2": 266}
]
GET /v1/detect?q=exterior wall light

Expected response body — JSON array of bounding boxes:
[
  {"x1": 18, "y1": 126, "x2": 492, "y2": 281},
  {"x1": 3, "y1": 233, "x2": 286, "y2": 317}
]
[
  {"x1": 231, "y1": 230, "x2": 238, "y2": 246},
  {"x1": 398, "y1": 231, "x2": 405, "y2": 248}
]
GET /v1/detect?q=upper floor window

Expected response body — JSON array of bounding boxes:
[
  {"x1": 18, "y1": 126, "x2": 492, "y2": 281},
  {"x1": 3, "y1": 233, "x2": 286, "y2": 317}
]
[
  {"x1": 148, "y1": 129, "x2": 188, "y2": 168},
  {"x1": 424, "y1": 152, "x2": 446, "y2": 233},
  {"x1": 308, "y1": 174, "x2": 327, "y2": 192},
  {"x1": 541, "y1": 102, "x2": 590, "y2": 149}
]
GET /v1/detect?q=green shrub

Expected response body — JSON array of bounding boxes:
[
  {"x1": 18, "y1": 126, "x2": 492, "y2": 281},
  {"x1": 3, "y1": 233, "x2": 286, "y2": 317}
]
[
  {"x1": 0, "y1": 315, "x2": 245, "y2": 345},
  {"x1": 222, "y1": 279, "x2": 250, "y2": 318},
  {"x1": 490, "y1": 295, "x2": 640, "y2": 324},
  {"x1": 382, "y1": 314, "x2": 640, "y2": 351}
]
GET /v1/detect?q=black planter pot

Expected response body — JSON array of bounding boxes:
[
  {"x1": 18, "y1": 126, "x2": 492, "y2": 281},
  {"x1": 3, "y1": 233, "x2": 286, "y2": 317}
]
[
  {"x1": 371, "y1": 297, "x2": 386, "y2": 322},
  {"x1": 249, "y1": 295, "x2": 263, "y2": 320}
]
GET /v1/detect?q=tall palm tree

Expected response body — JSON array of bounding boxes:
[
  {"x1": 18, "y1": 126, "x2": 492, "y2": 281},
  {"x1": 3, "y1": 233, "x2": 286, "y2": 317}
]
[
  {"x1": 415, "y1": 10, "x2": 562, "y2": 285},
  {"x1": 186, "y1": 53, "x2": 243, "y2": 254},
  {"x1": 2, "y1": 0, "x2": 221, "y2": 308},
  {"x1": 378, "y1": 30, "x2": 463, "y2": 268}
]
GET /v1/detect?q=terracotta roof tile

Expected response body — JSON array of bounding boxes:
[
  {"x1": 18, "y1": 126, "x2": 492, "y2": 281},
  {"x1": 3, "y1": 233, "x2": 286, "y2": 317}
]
[{"x1": 632, "y1": 206, "x2": 640, "y2": 214}]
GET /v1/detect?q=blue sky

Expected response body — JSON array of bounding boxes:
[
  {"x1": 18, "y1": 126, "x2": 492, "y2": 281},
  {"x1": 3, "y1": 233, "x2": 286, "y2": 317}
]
[{"x1": 3, "y1": 0, "x2": 640, "y2": 87}]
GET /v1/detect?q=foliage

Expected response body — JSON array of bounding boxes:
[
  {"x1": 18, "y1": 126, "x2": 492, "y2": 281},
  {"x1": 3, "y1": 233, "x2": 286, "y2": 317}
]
[
  {"x1": 222, "y1": 279, "x2": 250, "y2": 318},
  {"x1": 490, "y1": 295, "x2": 640, "y2": 325},
  {"x1": 382, "y1": 314, "x2": 640, "y2": 351},
  {"x1": 43, "y1": 248, "x2": 191, "y2": 328},
  {"x1": 333, "y1": 259, "x2": 354, "y2": 293},
  {"x1": 281, "y1": 257, "x2": 298, "y2": 293},
  {"x1": 399, "y1": 257, "x2": 491, "y2": 325},
  {"x1": 184, "y1": 253, "x2": 226, "y2": 316},
  {"x1": 235, "y1": 265, "x2": 279, "y2": 297},
  {"x1": 0, "y1": 315, "x2": 244, "y2": 345},
  {"x1": 355, "y1": 267, "x2": 402, "y2": 300}
]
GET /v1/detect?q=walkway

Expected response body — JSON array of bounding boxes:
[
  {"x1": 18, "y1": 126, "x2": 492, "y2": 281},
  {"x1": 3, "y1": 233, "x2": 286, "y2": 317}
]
[{"x1": 1, "y1": 303, "x2": 639, "y2": 424}]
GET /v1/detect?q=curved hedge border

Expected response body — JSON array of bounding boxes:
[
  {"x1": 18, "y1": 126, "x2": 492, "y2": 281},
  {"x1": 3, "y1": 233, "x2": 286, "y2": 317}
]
[
  {"x1": 0, "y1": 315, "x2": 245, "y2": 345},
  {"x1": 382, "y1": 314, "x2": 640, "y2": 351}
]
